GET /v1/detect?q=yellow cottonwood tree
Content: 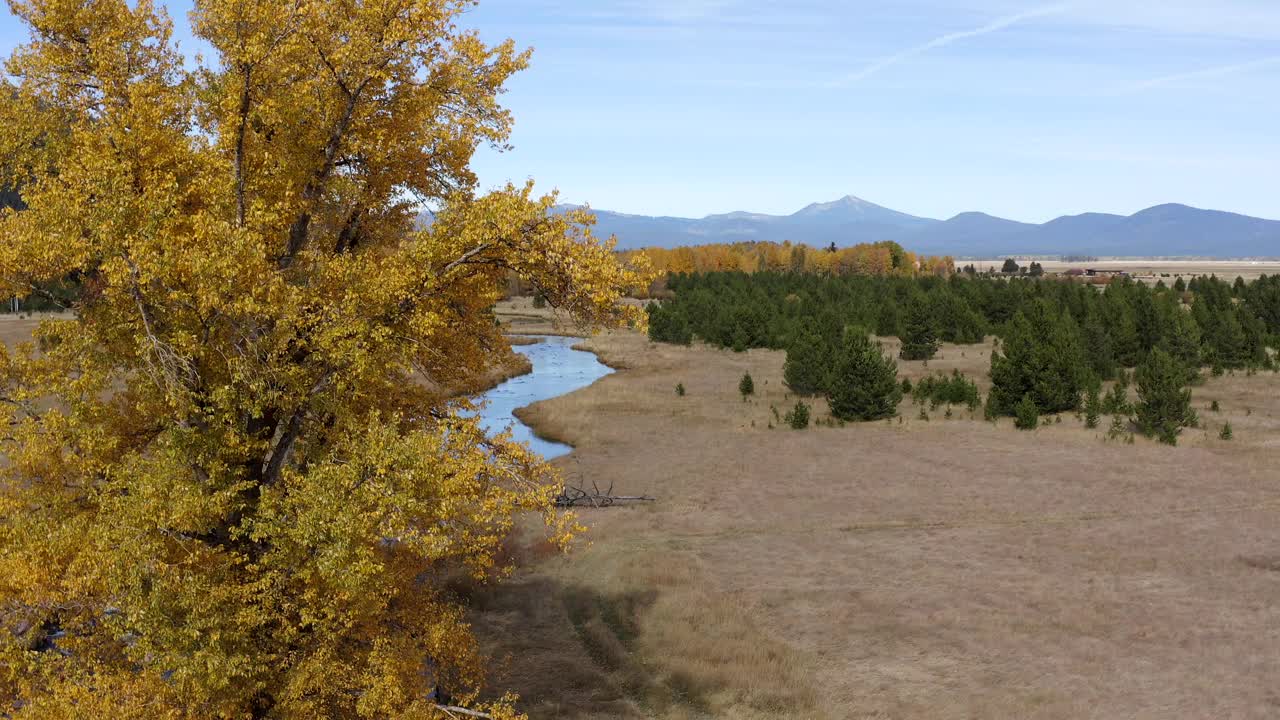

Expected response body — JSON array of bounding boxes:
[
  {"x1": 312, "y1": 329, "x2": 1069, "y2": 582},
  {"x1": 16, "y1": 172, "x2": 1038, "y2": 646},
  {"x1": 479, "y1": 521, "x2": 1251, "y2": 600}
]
[{"x1": 0, "y1": 0, "x2": 649, "y2": 717}]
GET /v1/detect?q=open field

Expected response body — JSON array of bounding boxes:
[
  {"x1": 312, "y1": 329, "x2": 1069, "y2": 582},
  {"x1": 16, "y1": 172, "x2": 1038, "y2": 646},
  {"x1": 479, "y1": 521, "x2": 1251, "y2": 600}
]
[
  {"x1": 0, "y1": 312, "x2": 72, "y2": 347},
  {"x1": 474, "y1": 301, "x2": 1280, "y2": 719},
  {"x1": 961, "y1": 259, "x2": 1280, "y2": 283}
]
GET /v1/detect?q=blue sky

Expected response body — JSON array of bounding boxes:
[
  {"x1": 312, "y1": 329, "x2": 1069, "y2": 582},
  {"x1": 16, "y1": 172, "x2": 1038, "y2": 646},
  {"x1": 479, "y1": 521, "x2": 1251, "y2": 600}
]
[{"x1": 3, "y1": 1, "x2": 1278, "y2": 223}]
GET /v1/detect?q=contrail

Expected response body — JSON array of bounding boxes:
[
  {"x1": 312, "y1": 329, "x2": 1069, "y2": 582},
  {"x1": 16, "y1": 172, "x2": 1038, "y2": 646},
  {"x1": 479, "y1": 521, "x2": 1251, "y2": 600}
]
[
  {"x1": 835, "y1": 3, "x2": 1070, "y2": 85},
  {"x1": 1124, "y1": 55, "x2": 1280, "y2": 92}
]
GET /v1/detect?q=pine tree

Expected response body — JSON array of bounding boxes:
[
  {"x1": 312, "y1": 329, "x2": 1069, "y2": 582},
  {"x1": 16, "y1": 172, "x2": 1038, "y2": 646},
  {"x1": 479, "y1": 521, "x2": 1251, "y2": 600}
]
[
  {"x1": 739, "y1": 372, "x2": 755, "y2": 400},
  {"x1": 1108, "y1": 303, "x2": 1143, "y2": 368},
  {"x1": 989, "y1": 301, "x2": 1087, "y2": 416},
  {"x1": 899, "y1": 296, "x2": 939, "y2": 361},
  {"x1": 1085, "y1": 383, "x2": 1102, "y2": 429},
  {"x1": 875, "y1": 301, "x2": 901, "y2": 337},
  {"x1": 1015, "y1": 394, "x2": 1040, "y2": 430},
  {"x1": 1173, "y1": 276, "x2": 1187, "y2": 294},
  {"x1": 1160, "y1": 304, "x2": 1201, "y2": 383},
  {"x1": 1135, "y1": 347, "x2": 1194, "y2": 446},
  {"x1": 784, "y1": 325, "x2": 831, "y2": 396},
  {"x1": 1082, "y1": 311, "x2": 1117, "y2": 380},
  {"x1": 785, "y1": 401, "x2": 811, "y2": 429},
  {"x1": 828, "y1": 330, "x2": 902, "y2": 421},
  {"x1": 647, "y1": 302, "x2": 693, "y2": 345},
  {"x1": 930, "y1": 290, "x2": 986, "y2": 345},
  {"x1": 1210, "y1": 307, "x2": 1250, "y2": 369},
  {"x1": 1101, "y1": 370, "x2": 1134, "y2": 416},
  {"x1": 1002, "y1": 258, "x2": 1020, "y2": 274}
]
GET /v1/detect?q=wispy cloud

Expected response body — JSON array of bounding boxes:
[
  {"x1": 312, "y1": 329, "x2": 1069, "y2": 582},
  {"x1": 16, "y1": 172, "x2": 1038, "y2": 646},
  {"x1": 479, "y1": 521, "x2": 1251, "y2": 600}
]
[
  {"x1": 1122, "y1": 55, "x2": 1280, "y2": 92},
  {"x1": 832, "y1": 3, "x2": 1071, "y2": 86}
]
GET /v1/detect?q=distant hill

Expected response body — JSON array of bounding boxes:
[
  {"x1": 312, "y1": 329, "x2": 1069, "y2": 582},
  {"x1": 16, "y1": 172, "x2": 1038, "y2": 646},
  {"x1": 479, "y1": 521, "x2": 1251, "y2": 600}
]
[
  {"x1": 570, "y1": 197, "x2": 1280, "y2": 258},
  {"x1": 575, "y1": 195, "x2": 938, "y2": 250}
]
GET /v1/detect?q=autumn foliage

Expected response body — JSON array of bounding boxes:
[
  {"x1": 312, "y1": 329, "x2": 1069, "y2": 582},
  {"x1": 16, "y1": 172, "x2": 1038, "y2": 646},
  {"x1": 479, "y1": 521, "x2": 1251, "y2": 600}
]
[
  {"x1": 0, "y1": 0, "x2": 649, "y2": 717},
  {"x1": 624, "y1": 240, "x2": 953, "y2": 292}
]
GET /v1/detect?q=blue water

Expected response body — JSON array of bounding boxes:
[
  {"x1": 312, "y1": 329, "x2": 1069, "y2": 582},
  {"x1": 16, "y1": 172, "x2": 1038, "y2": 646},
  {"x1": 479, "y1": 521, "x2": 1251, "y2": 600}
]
[{"x1": 474, "y1": 335, "x2": 613, "y2": 459}]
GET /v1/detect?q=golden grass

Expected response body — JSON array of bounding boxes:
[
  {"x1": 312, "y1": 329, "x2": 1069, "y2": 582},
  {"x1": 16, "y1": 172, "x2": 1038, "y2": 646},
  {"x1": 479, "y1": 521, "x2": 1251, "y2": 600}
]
[
  {"x1": 467, "y1": 534, "x2": 824, "y2": 720},
  {"x1": 0, "y1": 312, "x2": 73, "y2": 346},
  {"x1": 477, "y1": 300, "x2": 1280, "y2": 719}
]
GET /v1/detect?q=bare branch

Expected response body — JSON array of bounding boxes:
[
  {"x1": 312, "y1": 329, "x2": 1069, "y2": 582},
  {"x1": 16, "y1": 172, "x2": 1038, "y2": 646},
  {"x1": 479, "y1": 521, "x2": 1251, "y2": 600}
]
[{"x1": 233, "y1": 64, "x2": 252, "y2": 227}]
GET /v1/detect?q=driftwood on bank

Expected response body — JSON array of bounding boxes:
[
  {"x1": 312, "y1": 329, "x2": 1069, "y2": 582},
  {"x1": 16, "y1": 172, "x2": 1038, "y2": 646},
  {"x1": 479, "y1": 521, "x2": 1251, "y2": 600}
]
[
  {"x1": 555, "y1": 479, "x2": 655, "y2": 508},
  {"x1": 435, "y1": 705, "x2": 493, "y2": 719}
]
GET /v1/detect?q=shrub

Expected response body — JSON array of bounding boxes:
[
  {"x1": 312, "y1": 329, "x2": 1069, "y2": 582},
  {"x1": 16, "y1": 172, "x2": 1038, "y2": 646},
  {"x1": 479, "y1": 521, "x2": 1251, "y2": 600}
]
[
  {"x1": 1015, "y1": 394, "x2": 1039, "y2": 430},
  {"x1": 1220, "y1": 422, "x2": 1234, "y2": 440},
  {"x1": 784, "y1": 401, "x2": 811, "y2": 430},
  {"x1": 1107, "y1": 415, "x2": 1130, "y2": 441},
  {"x1": 911, "y1": 370, "x2": 980, "y2": 410},
  {"x1": 676, "y1": 383, "x2": 685, "y2": 396},
  {"x1": 1101, "y1": 381, "x2": 1132, "y2": 417},
  {"x1": 1210, "y1": 400, "x2": 1220, "y2": 413}
]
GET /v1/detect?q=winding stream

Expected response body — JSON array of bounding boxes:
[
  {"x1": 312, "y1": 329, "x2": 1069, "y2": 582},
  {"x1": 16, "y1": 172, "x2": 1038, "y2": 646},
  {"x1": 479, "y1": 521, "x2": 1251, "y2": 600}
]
[{"x1": 474, "y1": 335, "x2": 613, "y2": 459}]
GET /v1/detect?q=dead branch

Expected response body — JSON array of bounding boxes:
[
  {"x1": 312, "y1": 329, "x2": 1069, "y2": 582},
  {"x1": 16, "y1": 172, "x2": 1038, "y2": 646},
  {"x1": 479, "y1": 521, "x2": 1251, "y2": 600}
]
[
  {"x1": 555, "y1": 478, "x2": 655, "y2": 508},
  {"x1": 435, "y1": 705, "x2": 493, "y2": 719}
]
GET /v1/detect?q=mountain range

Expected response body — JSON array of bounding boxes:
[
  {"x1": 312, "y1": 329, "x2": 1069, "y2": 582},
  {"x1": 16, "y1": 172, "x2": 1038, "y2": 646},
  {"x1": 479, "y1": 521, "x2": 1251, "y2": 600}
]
[{"x1": 569, "y1": 196, "x2": 1280, "y2": 258}]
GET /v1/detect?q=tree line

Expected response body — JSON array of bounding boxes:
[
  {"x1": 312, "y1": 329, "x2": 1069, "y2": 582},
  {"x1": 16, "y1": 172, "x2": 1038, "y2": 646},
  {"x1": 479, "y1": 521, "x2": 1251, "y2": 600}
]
[
  {"x1": 615, "y1": 240, "x2": 954, "y2": 297},
  {"x1": 648, "y1": 271, "x2": 1278, "y2": 440}
]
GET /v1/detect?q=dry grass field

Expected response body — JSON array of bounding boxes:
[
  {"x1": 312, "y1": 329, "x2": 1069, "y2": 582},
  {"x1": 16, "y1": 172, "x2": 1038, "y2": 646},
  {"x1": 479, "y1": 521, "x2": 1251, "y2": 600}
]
[
  {"x1": 962, "y1": 259, "x2": 1280, "y2": 283},
  {"x1": 0, "y1": 312, "x2": 70, "y2": 347},
  {"x1": 471, "y1": 301, "x2": 1280, "y2": 719}
]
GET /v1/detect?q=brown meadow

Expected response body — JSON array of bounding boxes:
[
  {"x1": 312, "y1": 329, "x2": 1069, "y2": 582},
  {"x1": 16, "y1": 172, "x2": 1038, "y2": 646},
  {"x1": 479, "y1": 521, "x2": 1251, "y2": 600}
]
[{"x1": 470, "y1": 300, "x2": 1280, "y2": 719}]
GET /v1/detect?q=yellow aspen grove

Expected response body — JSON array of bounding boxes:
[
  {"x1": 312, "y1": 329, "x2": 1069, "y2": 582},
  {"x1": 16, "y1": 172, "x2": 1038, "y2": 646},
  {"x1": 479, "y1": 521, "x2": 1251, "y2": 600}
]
[
  {"x1": 621, "y1": 241, "x2": 948, "y2": 279},
  {"x1": 0, "y1": 0, "x2": 649, "y2": 717}
]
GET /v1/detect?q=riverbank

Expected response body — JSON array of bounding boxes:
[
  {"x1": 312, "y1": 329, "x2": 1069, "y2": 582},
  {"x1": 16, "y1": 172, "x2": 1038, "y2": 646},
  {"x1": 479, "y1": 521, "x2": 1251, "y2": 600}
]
[
  {"x1": 474, "y1": 301, "x2": 1280, "y2": 720},
  {"x1": 477, "y1": 335, "x2": 613, "y2": 459}
]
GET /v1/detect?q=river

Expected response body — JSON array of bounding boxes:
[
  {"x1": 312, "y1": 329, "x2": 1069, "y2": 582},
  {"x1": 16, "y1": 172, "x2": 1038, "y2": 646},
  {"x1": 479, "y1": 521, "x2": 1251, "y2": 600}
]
[{"x1": 474, "y1": 335, "x2": 613, "y2": 459}]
